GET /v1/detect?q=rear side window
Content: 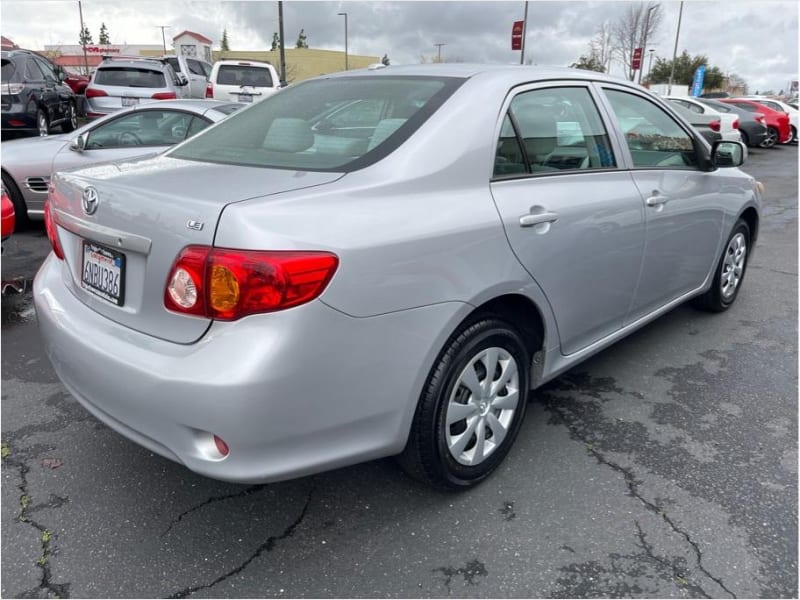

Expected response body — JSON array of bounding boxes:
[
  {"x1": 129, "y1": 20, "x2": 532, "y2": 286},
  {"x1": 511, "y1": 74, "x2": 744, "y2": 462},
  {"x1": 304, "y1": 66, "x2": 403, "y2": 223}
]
[
  {"x1": 169, "y1": 75, "x2": 464, "y2": 172},
  {"x1": 95, "y1": 67, "x2": 166, "y2": 88},
  {"x1": 216, "y1": 65, "x2": 273, "y2": 87},
  {"x1": 727, "y1": 101, "x2": 757, "y2": 113},
  {"x1": 187, "y1": 59, "x2": 206, "y2": 76},
  {"x1": 495, "y1": 86, "x2": 616, "y2": 177}
]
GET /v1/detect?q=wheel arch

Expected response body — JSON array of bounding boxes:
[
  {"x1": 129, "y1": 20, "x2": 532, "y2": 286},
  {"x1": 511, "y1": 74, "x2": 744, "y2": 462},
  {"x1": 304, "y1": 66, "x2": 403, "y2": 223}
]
[{"x1": 738, "y1": 206, "x2": 759, "y2": 245}]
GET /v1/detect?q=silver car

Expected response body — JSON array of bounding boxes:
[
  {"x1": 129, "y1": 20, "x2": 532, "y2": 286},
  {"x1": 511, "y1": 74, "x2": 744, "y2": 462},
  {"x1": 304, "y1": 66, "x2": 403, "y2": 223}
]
[
  {"x1": 35, "y1": 65, "x2": 761, "y2": 490},
  {"x1": 84, "y1": 56, "x2": 190, "y2": 119},
  {"x1": 1, "y1": 99, "x2": 240, "y2": 224}
]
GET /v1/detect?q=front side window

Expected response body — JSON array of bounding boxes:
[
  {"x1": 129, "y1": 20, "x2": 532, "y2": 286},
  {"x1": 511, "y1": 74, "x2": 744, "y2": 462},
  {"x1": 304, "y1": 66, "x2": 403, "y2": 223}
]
[
  {"x1": 86, "y1": 110, "x2": 199, "y2": 149},
  {"x1": 169, "y1": 76, "x2": 464, "y2": 172},
  {"x1": 94, "y1": 67, "x2": 167, "y2": 88},
  {"x1": 604, "y1": 89, "x2": 698, "y2": 169},
  {"x1": 494, "y1": 86, "x2": 616, "y2": 177}
]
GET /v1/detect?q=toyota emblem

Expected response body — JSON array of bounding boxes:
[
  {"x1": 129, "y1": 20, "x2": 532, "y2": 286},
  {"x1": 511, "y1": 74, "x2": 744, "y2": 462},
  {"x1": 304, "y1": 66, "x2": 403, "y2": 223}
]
[{"x1": 81, "y1": 186, "x2": 99, "y2": 215}]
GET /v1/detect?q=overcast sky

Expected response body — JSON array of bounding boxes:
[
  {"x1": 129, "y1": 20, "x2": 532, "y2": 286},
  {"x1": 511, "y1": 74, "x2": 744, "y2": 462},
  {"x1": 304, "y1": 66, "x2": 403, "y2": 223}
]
[{"x1": 2, "y1": 0, "x2": 797, "y2": 93}]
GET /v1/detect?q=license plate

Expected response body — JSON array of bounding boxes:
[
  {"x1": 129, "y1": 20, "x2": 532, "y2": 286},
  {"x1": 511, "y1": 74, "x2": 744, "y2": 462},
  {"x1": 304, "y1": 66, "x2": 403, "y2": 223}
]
[
  {"x1": 121, "y1": 97, "x2": 138, "y2": 107},
  {"x1": 238, "y1": 93, "x2": 253, "y2": 103},
  {"x1": 82, "y1": 241, "x2": 125, "y2": 306}
]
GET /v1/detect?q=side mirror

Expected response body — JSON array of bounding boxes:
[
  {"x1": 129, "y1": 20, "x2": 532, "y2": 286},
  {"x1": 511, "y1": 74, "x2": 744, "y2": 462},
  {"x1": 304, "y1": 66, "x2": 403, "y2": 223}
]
[
  {"x1": 70, "y1": 132, "x2": 88, "y2": 153},
  {"x1": 712, "y1": 140, "x2": 746, "y2": 168}
]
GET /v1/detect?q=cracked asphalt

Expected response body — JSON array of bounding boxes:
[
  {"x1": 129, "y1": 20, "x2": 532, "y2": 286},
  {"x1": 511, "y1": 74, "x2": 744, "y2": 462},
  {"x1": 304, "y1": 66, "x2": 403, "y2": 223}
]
[{"x1": 1, "y1": 144, "x2": 796, "y2": 598}]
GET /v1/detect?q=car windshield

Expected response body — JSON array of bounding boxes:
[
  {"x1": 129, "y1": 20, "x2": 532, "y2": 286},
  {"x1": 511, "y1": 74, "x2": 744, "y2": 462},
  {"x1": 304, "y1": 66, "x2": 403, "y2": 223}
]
[
  {"x1": 169, "y1": 75, "x2": 464, "y2": 172},
  {"x1": 94, "y1": 67, "x2": 166, "y2": 88}
]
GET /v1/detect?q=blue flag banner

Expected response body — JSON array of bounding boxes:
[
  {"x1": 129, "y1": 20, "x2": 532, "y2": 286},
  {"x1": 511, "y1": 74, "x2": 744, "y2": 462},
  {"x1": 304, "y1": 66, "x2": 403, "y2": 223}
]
[{"x1": 691, "y1": 65, "x2": 706, "y2": 97}]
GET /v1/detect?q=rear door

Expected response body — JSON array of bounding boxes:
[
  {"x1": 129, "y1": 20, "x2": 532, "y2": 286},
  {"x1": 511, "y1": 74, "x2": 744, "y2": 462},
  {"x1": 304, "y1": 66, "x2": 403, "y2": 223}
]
[
  {"x1": 185, "y1": 58, "x2": 209, "y2": 98},
  {"x1": 489, "y1": 82, "x2": 646, "y2": 356}
]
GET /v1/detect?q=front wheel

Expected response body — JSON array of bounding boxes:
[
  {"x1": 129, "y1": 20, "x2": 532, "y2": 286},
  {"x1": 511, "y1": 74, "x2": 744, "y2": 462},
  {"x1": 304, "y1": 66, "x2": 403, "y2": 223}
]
[
  {"x1": 398, "y1": 318, "x2": 530, "y2": 490},
  {"x1": 692, "y1": 219, "x2": 750, "y2": 312}
]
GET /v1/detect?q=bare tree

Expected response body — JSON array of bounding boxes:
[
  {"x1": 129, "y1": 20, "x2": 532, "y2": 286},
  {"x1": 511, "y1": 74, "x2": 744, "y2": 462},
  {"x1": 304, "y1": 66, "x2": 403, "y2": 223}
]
[
  {"x1": 590, "y1": 22, "x2": 614, "y2": 73},
  {"x1": 612, "y1": 2, "x2": 662, "y2": 81}
]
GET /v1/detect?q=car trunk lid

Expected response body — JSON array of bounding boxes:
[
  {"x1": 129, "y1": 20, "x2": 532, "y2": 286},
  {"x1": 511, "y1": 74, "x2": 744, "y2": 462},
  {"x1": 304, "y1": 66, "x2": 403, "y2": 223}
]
[{"x1": 48, "y1": 155, "x2": 342, "y2": 344}]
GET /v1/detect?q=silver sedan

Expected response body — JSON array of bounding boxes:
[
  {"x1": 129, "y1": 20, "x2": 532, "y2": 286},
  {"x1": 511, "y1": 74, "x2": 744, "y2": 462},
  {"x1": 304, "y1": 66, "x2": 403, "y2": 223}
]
[
  {"x1": 35, "y1": 65, "x2": 760, "y2": 490},
  {"x1": 1, "y1": 99, "x2": 240, "y2": 225}
]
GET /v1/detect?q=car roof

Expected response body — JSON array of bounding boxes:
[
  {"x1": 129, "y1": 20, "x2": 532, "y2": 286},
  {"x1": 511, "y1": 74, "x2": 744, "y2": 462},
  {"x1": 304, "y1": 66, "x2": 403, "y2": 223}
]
[
  {"x1": 317, "y1": 63, "x2": 637, "y2": 87},
  {"x1": 97, "y1": 58, "x2": 171, "y2": 71},
  {"x1": 128, "y1": 99, "x2": 235, "y2": 112}
]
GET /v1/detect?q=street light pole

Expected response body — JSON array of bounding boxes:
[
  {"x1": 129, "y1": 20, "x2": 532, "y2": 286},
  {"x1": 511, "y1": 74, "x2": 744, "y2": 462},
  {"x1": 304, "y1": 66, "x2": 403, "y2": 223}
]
[
  {"x1": 78, "y1": 0, "x2": 89, "y2": 76},
  {"x1": 434, "y1": 43, "x2": 446, "y2": 63},
  {"x1": 520, "y1": 0, "x2": 529, "y2": 65},
  {"x1": 638, "y1": 5, "x2": 656, "y2": 84},
  {"x1": 647, "y1": 48, "x2": 655, "y2": 81},
  {"x1": 278, "y1": 1, "x2": 287, "y2": 84},
  {"x1": 337, "y1": 12, "x2": 348, "y2": 70},
  {"x1": 667, "y1": 1, "x2": 684, "y2": 95}
]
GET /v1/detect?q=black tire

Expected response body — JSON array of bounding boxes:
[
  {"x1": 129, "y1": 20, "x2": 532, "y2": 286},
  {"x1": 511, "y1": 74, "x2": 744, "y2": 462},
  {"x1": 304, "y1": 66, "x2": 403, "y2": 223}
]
[
  {"x1": 36, "y1": 108, "x2": 49, "y2": 137},
  {"x1": 398, "y1": 317, "x2": 530, "y2": 490},
  {"x1": 791, "y1": 125, "x2": 797, "y2": 145},
  {"x1": 739, "y1": 130, "x2": 749, "y2": 147},
  {"x1": 759, "y1": 127, "x2": 778, "y2": 149},
  {"x1": 1, "y1": 171, "x2": 30, "y2": 229},
  {"x1": 692, "y1": 219, "x2": 750, "y2": 312},
  {"x1": 61, "y1": 101, "x2": 78, "y2": 133}
]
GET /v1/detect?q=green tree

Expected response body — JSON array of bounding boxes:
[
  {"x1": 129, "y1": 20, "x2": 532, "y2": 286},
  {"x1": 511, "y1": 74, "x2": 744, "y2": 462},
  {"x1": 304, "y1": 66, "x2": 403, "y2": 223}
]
[
  {"x1": 570, "y1": 53, "x2": 605, "y2": 73},
  {"x1": 98, "y1": 22, "x2": 110, "y2": 45},
  {"x1": 381, "y1": 54, "x2": 390, "y2": 66},
  {"x1": 648, "y1": 50, "x2": 724, "y2": 89},
  {"x1": 271, "y1": 32, "x2": 280, "y2": 51},
  {"x1": 296, "y1": 29, "x2": 308, "y2": 49},
  {"x1": 220, "y1": 28, "x2": 230, "y2": 52},
  {"x1": 79, "y1": 26, "x2": 93, "y2": 46}
]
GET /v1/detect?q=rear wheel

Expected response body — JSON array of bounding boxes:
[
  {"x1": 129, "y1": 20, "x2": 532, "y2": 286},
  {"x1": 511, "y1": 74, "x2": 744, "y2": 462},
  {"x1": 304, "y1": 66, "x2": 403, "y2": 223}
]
[
  {"x1": 739, "y1": 130, "x2": 750, "y2": 147},
  {"x1": 1, "y1": 171, "x2": 29, "y2": 229},
  {"x1": 36, "y1": 109, "x2": 49, "y2": 137},
  {"x1": 398, "y1": 318, "x2": 530, "y2": 490},
  {"x1": 692, "y1": 220, "x2": 750, "y2": 312},
  {"x1": 759, "y1": 127, "x2": 778, "y2": 148},
  {"x1": 790, "y1": 125, "x2": 797, "y2": 144},
  {"x1": 61, "y1": 101, "x2": 78, "y2": 133}
]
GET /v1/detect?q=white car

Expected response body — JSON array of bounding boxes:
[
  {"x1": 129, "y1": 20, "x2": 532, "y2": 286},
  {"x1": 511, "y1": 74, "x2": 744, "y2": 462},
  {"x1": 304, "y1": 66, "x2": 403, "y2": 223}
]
[
  {"x1": 206, "y1": 60, "x2": 281, "y2": 104},
  {"x1": 743, "y1": 96, "x2": 798, "y2": 143},
  {"x1": 666, "y1": 96, "x2": 742, "y2": 143}
]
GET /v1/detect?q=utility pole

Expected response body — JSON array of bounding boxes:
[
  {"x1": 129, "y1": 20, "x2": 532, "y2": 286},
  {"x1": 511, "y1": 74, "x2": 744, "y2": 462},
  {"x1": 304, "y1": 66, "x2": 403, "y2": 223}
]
[
  {"x1": 278, "y1": 1, "x2": 287, "y2": 84},
  {"x1": 78, "y1": 1, "x2": 89, "y2": 76},
  {"x1": 520, "y1": 1, "x2": 529, "y2": 65},
  {"x1": 434, "y1": 43, "x2": 446, "y2": 63},
  {"x1": 667, "y1": 1, "x2": 684, "y2": 95},
  {"x1": 337, "y1": 12, "x2": 348, "y2": 70},
  {"x1": 156, "y1": 25, "x2": 170, "y2": 54},
  {"x1": 647, "y1": 49, "x2": 655, "y2": 81}
]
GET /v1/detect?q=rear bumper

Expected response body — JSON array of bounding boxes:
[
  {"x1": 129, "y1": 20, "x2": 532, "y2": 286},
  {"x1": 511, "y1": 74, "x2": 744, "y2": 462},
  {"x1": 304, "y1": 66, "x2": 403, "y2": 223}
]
[
  {"x1": 1, "y1": 107, "x2": 37, "y2": 132},
  {"x1": 34, "y1": 253, "x2": 464, "y2": 483}
]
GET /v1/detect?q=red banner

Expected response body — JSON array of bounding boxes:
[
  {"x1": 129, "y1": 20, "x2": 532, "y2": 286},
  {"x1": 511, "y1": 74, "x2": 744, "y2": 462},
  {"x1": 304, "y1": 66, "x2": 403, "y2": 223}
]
[
  {"x1": 511, "y1": 21, "x2": 524, "y2": 51},
  {"x1": 632, "y1": 47, "x2": 643, "y2": 70}
]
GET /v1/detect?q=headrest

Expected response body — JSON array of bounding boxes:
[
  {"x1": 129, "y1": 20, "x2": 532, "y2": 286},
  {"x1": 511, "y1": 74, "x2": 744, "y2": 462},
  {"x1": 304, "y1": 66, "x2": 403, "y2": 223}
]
[{"x1": 262, "y1": 118, "x2": 314, "y2": 152}]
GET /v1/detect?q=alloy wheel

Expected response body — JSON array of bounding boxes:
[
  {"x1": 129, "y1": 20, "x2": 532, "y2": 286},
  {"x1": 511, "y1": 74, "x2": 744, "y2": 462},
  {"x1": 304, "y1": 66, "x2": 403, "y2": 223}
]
[
  {"x1": 760, "y1": 128, "x2": 777, "y2": 148},
  {"x1": 720, "y1": 233, "x2": 747, "y2": 300}
]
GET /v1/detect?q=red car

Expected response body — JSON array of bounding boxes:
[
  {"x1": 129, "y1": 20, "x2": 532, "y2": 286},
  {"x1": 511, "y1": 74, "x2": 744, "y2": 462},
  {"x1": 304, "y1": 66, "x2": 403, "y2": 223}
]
[
  {"x1": 719, "y1": 98, "x2": 791, "y2": 148},
  {"x1": 1, "y1": 184, "x2": 15, "y2": 242},
  {"x1": 62, "y1": 71, "x2": 90, "y2": 95}
]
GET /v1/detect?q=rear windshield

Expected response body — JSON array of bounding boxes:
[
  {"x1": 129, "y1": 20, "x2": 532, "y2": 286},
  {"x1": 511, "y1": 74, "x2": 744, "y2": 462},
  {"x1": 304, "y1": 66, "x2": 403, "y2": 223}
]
[
  {"x1": 94, "y1": 67, "x2": 166, "y2": 88},
  {"x1": 168, "y1": 75, "x2": 464, "y2": 172},
  {"x1": 216, "y1": 64, "x2": 274, "y2": 87},
  {"x1": 1, "y1": 58, "x2": 17, "y2": 83}
]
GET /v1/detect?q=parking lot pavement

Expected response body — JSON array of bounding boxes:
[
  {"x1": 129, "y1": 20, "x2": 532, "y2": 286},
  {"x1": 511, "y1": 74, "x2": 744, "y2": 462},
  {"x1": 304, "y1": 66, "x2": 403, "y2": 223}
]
[{"x1": 1, "y1": 145, "x2": 797, "y2": 598}]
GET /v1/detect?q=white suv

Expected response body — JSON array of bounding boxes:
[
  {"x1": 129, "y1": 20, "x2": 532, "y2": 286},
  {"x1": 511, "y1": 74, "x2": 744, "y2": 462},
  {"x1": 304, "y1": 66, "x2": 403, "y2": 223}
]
[{"x1": 206, "y1": 60, "x2": 281, "y2": 104}]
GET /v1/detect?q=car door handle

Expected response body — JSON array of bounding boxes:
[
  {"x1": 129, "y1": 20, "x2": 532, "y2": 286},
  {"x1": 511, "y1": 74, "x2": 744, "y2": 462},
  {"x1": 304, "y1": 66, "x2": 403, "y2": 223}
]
[
  {"x1": 519, "y1": 211, "x2": 559, "y2": 227},
  {"x1": 645, "y1": 195, "x2": 670, "y2": 207}
]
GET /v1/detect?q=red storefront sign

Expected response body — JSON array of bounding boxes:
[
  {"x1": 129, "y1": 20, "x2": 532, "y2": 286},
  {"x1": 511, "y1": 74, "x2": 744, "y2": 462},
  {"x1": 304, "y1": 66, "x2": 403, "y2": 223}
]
[{"x1": 511, "y1": 21, "x2": 524, "y2": 51}]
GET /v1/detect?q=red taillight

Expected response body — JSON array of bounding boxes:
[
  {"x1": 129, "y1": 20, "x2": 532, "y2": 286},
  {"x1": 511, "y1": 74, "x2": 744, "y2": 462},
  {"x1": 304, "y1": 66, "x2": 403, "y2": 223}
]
[
  {"x1": 85, "y1": 87, "x2": 108, "y2": 98},
  {"x1": 8, "y1": 119, "x2": 25, "y2": 127},
  {"x1": 205, "y1": 82, "x2": 213, "y2": 98},
  {"x1": 43, "y1": 197, "x2": 64, "y2": 260},
  {"x1": 709, "y1": 120, "x2": 720, "y2": 132},
  {"x1": 165, "y1": 246, "x2": 339, "y2": 320},
  {"x1": 151, "y1": 92, "x2": 177, "y2": 100},
  {"x1": 732, "y1": 119, "x2": 739, "y2": 130}
]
